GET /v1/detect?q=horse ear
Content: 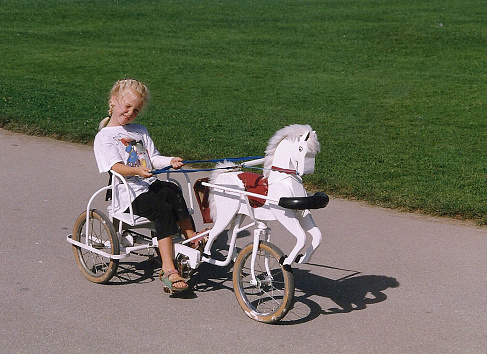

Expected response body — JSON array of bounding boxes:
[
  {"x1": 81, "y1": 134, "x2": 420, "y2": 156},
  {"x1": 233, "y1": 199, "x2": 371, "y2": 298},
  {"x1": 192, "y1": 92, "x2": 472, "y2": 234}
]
[{"x1": 304, "y1": 131, "x2": 311, "y2": 141}]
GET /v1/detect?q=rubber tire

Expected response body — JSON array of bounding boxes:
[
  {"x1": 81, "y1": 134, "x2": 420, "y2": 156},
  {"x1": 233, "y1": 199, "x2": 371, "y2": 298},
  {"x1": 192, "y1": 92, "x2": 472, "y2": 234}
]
[
  {"x1": 72, "y1": 209, "x2": 119, "y2": 284},
  {"x1": 233, "y1": 241, "x2": 294, "y2": 323}
]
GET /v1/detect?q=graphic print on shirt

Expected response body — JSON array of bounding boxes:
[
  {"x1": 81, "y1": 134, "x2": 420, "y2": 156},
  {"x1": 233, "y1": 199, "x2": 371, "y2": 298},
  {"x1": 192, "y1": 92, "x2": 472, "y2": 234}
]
[{"x1": 114, "y1": 133, "x2": 152, "y2": 169}]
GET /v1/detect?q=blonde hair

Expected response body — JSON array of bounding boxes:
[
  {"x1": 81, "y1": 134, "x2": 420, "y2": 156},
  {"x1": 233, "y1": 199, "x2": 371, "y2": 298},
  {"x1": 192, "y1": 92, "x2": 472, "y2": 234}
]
[{"x1": 98, "y1": 79, "x2": 151, "y2": 130}]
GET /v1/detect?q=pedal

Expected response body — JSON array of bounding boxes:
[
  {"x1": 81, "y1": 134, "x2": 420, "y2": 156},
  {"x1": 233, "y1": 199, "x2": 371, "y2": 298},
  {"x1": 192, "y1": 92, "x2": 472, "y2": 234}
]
[{"x1": 176, "y1": 253, "x2": 192, "y2": 279}]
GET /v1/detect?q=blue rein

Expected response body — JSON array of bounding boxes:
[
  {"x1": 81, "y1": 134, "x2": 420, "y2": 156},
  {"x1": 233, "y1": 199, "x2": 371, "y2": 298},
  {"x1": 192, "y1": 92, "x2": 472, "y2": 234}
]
[{"x1": 151, "y1": 156, "x2": 264, "y2": 175}]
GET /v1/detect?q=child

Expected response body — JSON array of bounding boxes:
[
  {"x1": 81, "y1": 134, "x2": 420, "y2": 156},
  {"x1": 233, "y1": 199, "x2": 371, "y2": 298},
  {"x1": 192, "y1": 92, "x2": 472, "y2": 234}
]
[{"x1": 94, "y1": 79, "x2": 195, "y2": 292}]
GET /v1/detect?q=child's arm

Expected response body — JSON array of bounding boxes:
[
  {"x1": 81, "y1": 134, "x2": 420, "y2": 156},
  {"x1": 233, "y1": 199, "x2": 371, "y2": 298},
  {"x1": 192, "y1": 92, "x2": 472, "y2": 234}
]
[
  {"x1": 151, "y1": 156, "x2": 185, "y2": 170},
  {"x1": 111, "y1": 162, "x2": 153, "y2": 178}
]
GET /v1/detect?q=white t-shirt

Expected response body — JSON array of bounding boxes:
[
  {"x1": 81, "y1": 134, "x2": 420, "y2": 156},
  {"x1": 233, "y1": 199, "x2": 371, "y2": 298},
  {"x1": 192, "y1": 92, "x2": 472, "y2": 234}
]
[{"x1": 94, "y1": 123, "x2": 173, "y2": 212}]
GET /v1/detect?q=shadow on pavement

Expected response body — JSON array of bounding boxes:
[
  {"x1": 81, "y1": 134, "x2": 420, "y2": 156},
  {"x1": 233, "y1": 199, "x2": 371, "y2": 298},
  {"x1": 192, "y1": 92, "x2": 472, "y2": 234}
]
[
  {"x1": 99, "y1": 232, "x2": 400, "y2": 324},
  {"x1": 106, "y1": 231, "x2": 235, "y2": 293},
  {"x1": 279, "y1": 266, "x2": 400, "y2": 325}
]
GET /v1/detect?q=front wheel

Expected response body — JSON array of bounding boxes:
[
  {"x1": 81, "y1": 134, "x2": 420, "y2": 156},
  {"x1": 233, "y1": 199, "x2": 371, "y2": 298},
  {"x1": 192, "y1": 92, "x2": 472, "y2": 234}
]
[
  {"x1": 72, "y1": 209, "x2": 119, "y2": 284},
  {"x1": 233, "y1": 241, "x2": 294, "y2": 323}
]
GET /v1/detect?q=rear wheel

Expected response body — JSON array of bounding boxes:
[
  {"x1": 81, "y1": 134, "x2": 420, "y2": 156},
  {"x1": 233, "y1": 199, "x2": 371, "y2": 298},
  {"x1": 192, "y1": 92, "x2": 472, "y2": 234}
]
[
  {"x1": 233, "y1": 241, "x2": 294, "y2": 323},
  {"x1": 72, "y1": 209, "x2": 119, "y2": 283}
]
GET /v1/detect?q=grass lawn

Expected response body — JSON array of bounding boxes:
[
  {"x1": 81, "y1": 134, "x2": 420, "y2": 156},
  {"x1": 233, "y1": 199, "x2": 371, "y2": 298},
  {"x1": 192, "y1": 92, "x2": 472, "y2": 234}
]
[{"x1": 1, "y1": 0, "x2": 487, "y2": 223}]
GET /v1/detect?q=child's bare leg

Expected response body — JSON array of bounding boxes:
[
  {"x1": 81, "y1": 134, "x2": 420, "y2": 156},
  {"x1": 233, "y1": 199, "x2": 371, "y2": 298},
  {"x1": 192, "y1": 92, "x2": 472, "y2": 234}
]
[
  {"x1": 177, "y1": 217, "x2": 196, "y2": 239},
  {"x1": 158, "y1": 237, "x2": 187, "y2": 289}
]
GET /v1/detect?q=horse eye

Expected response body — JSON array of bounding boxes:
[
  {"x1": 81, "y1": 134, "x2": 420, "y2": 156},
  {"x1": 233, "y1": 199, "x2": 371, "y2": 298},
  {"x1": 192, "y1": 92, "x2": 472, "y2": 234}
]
[{"x1": 299, "y1": 146, "x2": 303, "y2": 152}]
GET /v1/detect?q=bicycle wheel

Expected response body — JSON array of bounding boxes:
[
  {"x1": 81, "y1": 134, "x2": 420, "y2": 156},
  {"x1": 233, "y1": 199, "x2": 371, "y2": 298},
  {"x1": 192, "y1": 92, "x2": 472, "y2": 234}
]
[
  {"x1": 233, "y1": 241, "x2": 294, "y2": 323},
  {"x1": 72, "y1": 209, "x2": 119, "y2": 284}
]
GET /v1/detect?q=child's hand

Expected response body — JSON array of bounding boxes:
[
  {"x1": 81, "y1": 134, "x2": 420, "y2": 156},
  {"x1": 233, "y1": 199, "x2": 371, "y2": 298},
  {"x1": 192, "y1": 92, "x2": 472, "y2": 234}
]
[
  {"x1": 136, "y1": 167, "x2": 153, "y2": 178},
  {"x1": 111, "y1": 162, "x2": 153, "y2": 178},
  {"x1": 170, "y1": 157, "x2": 184, "y2": 169}
]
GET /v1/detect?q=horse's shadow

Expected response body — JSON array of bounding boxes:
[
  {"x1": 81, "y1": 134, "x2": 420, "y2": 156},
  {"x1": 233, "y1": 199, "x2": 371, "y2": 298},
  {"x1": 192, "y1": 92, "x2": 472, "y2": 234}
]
[{"x1": 278, "y1": 267, "x2": 400, "y2": 324}]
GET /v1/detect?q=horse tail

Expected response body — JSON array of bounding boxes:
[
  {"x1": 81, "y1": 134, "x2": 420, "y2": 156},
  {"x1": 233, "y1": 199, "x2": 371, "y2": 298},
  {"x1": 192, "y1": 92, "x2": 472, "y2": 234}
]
[{"x1": 209, "y1": 160, "x2": 238, "y2": 183}]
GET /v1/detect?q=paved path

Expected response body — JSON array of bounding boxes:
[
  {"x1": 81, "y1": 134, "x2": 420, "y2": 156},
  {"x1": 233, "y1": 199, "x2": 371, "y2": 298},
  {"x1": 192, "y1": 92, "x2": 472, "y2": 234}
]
[{"x1": 1, "y1": 128, "x2": 486, "y2": 353}]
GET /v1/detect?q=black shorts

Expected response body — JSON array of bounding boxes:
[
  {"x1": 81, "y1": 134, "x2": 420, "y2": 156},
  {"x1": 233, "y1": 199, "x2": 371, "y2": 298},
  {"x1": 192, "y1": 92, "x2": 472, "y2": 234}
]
[{"x1": 131, "y1": 180, "x2": 191, "y2": 240}]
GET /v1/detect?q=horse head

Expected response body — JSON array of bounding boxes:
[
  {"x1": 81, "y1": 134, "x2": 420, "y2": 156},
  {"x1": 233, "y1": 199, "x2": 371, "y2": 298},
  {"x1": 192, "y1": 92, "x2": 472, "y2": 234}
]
[{"x1": 264, "y1": 124, "x2": 320, "y2": 177}]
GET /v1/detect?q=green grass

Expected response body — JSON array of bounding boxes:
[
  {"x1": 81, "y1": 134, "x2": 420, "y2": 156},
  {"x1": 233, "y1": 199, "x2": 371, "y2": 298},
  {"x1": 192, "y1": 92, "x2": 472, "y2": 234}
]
[{"x1": 1, "y1": 0, "x2": 487, "y2": 223}]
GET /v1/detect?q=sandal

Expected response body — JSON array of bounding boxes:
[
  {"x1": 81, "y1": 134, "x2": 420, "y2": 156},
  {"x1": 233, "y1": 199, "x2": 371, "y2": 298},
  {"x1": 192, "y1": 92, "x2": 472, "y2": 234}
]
[{"x1": 159, "y1": 269, "x2": 189, "y2": 293}]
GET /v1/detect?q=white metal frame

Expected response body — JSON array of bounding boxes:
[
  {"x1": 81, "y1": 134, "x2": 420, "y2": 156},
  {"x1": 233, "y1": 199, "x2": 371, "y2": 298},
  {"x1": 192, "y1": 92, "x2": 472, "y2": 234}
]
[{"x1": 66, "y1": 165, "x2": 284, "y2": 270}]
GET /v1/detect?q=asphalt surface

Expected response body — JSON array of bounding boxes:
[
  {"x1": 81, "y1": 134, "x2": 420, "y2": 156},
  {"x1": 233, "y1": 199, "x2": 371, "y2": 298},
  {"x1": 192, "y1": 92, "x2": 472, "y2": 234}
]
[{"x1": 1, "y1": 128, "x2": 486, "y2": 353}]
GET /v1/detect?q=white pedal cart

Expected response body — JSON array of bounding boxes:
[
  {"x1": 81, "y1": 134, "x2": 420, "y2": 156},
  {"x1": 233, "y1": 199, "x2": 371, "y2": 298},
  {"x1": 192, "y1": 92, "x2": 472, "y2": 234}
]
[{"x1": 67, "y1": 124, "x2": 328, "y2": 324}]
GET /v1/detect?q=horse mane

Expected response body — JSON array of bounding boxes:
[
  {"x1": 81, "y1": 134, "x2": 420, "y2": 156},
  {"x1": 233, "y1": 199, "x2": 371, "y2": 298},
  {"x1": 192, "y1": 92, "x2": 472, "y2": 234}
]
[{"x1": 263, "y1": 124, "x2": 320, "y2": 178}]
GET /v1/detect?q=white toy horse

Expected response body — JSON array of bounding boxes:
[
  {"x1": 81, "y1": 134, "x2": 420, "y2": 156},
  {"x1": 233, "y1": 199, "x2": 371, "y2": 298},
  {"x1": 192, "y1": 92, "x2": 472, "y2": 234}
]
[{"x1": 202, "y1": 124, "x2": 325, "y2": 266}]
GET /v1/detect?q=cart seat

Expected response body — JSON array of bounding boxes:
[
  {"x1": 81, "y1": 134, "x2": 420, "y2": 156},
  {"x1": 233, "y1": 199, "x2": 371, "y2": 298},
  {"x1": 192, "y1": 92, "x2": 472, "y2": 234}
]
[
  {"x1": 108, "y1": 170, "x2": 155, "y2": 231},
  {"x1": 110, "y1": 209, "x2": 153, "y2": 227}
]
